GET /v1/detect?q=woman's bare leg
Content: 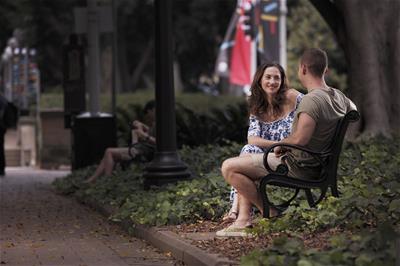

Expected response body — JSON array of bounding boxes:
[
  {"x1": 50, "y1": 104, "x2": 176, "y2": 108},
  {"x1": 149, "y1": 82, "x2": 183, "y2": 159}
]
[
  {"x1": 221, "y1": 155, "x2": 265, "y2": 212},
  {"x1": 233, "y1": 193, "x2": 253, "y2": 227},
  {"x1": 103, "y1": 148, "x2": 117, "y2": 176},
  {"x1": 223, "y1": 152, "x2": 255, "y2": 222},
  {"x1": 86, "y1": 148, "x2": 123, "y2": 183},
  {"x1": 86, "y1": 157, "x2": 106, "y2": 183}
]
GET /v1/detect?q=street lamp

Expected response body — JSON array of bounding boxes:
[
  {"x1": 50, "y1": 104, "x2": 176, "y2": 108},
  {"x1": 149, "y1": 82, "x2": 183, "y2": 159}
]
[{"x1": 143, "y1": 0, "x2": 190, "y2": 188}]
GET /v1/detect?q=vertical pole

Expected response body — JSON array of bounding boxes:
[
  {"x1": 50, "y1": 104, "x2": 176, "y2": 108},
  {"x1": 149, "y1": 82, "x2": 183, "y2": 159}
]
[
  {"x1": 4, "y1": 47, "x2": 13, "y2": 100},
  {"x1": 87, "y1": 0, "x2": 100, "y2": 115},
  {"x1": 22, "y1": 48, "x2": 29, "y2": 109},
  {"x1": 111, "y1": 0, "x2": 118, "y2": 114},
  {"x1": 36, "y1": 68, "x2": 41, "y2": 167},
  {"x1": 10, "y1": 48, "x2": 14, "y2": 101},
  {"x1": 279, "y1": 0, "x2": 287, "y2": 70},
  {"x1": 143, "y1": 0, "x2": 190, "y2": 188}
]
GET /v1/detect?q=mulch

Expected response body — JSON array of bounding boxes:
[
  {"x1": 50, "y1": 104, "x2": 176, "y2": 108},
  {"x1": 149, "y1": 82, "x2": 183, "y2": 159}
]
[{"x1": 168, "y1": 220, "x2": 348, "y2": 262}]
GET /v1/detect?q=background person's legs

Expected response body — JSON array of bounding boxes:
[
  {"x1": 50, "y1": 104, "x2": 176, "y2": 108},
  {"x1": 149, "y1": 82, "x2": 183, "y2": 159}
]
[{"x1": 86, "y1": 148, "x2": 129, "y2": 183}]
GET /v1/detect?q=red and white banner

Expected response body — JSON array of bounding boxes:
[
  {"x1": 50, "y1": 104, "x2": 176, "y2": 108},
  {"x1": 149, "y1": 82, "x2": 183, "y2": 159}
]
[
  {"x1": 215, "y1": 0, "x2": 281, "y2": 91},
  {"x1": 229, "y1": 0, "x2": 254, "y2": 86}
]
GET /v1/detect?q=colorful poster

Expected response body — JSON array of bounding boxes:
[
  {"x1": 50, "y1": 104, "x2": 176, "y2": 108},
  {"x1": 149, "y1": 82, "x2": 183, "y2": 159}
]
[
  {"x1": 258, "y1": 0, "x2": 280, "y2": 63},
  {"x1": 215, "y1": 0, "x2": 281, "y2": 90}
]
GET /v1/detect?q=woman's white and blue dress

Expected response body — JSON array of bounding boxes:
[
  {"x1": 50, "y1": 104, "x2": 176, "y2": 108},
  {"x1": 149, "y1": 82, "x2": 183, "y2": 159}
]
[{"x1": 229, "y1": 93, "x2": 304, "y2": 203}]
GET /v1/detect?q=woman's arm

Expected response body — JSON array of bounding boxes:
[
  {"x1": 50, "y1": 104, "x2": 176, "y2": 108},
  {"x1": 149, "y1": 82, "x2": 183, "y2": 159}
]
[
  {"x1": 132, "y1": 120, "x2": 150, "y2": 132},
  {"x1": 247, "y1": 136, "x2": 277, "y2": 148},
  {"x1": 246, "y1": 115, "x2": 277, "y2": 148},
  {"x1": 285, "y1": 89, "x2": 302, "y2": 109}
]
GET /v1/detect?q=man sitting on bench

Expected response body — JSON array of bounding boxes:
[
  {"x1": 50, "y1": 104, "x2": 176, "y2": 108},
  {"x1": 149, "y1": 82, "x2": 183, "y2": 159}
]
[{"x1": 216, "y1": 48, "x2": 357, "y2": 237}]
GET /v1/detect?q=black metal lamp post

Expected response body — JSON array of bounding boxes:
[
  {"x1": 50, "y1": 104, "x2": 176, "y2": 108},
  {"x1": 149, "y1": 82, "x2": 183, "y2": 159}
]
[{"x1": 143, "y1": 0, "x2": 190, "y2": 188}]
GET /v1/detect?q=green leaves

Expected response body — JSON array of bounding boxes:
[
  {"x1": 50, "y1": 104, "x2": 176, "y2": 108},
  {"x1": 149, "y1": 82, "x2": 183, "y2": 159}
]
[
  {"x1": 111, "y1": 171, "x2": 231, "y2": 226},
  {"x1": 52, "y1": 144, "x2": 240, "y2": 226},
  {"x1": 53, "y1": 134, "x2": 400, "y2": 265},
  {"x1": 243, "y1": 225, "x2": 399, "y2": 266},
  {"x1": 244, "y1": 136, "x2": 400, "y2": 265}
]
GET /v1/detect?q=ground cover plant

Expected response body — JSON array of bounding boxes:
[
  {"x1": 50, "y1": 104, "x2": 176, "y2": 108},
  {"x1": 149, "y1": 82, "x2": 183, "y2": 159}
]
[
  {"x1": 53, "y1": 143, "x2": 243, "y2": 225},
  {"x1": 53, "y1": 136, "x2": 400, "y2": 265},
  {"x1": 241, "y1": 137, "x2": 400, "y2": 265}
]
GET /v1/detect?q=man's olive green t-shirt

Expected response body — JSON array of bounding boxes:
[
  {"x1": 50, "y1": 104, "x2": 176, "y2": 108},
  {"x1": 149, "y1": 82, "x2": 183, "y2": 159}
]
[{"x1": 286, "y1": 87, "x2": 356, "y2": 179}]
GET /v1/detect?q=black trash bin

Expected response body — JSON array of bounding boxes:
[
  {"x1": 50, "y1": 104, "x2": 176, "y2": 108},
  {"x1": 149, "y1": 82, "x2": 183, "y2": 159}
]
[{"x1": 71, "y1": 112, "x2": 117, "y2": 170}]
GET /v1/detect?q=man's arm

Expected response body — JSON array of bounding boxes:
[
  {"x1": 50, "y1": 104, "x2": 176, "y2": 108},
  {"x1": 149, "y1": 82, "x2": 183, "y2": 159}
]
[{"x1": 275, "y1": 113, "x2": 316, "y2": 156}]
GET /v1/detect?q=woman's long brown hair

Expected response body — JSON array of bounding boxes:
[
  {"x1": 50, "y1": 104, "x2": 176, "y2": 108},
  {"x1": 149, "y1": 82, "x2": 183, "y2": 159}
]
[{"x1": 248, "y1": 62, "x2": 288, "y2": 118}]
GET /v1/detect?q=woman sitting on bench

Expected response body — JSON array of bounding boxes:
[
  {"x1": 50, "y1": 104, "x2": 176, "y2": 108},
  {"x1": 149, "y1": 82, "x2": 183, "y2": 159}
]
[
  {"x1": 85, "y1": 100, "x2": 156, "y2": 183},
  {"x1": 222, "y1": 63, "x2": 303, "y2": 223}
]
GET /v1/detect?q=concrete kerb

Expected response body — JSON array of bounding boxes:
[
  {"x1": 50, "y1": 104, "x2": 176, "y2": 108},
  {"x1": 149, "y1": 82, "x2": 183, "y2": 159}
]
[{"x1": 74, "y1": 195, "x2": 237, "y2": 266}]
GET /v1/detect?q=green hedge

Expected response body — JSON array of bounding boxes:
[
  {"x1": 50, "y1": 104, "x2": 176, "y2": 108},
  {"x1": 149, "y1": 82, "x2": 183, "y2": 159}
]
[{"x1": 40, "y1": 91, "x2": 244, "y2": 113}]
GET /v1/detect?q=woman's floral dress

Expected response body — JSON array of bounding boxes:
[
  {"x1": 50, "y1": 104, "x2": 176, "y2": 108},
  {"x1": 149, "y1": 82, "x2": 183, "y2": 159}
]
[{"x1": 229, "y1": 93, "x2": 304, "y2": 203}]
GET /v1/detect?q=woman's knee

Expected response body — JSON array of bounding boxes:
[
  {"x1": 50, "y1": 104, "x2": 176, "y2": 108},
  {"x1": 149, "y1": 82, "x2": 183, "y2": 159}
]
[
  {"x1": 105, "y1": 148, "x2": 120, "y2": 161},
  {"x1": 221, "y1": 158, "x2": 237, "y2": 180},
  {"x1": 104, "y1": 148, "x2": 113, "y2": 157}
]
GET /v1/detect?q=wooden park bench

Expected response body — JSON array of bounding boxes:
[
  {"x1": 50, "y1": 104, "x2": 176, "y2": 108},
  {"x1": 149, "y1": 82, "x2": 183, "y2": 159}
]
[{"x1": 259, "y1": 110, "x2": 360, "y2": 218}]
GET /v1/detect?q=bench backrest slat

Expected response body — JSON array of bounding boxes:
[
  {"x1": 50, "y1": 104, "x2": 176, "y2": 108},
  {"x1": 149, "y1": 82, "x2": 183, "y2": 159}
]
[{"x1": 324, "y1": 110, "x2": 360, "y2": 185}]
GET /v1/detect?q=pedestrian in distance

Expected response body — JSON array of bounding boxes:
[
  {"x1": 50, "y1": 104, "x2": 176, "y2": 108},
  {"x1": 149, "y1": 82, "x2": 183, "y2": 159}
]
[{"x1": 0, "y1": 93, "x2": 19, "y2": 177}]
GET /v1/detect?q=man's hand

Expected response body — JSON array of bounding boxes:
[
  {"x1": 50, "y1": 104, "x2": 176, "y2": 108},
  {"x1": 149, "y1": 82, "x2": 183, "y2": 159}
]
[{"x1": 274, "y1": 146, "x2": 288, "y2": 157}]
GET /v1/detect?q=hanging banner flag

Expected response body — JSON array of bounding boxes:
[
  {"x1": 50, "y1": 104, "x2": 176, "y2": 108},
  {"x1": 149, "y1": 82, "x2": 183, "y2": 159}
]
[
  {"x1": 258, "y1": 0, "x2": 280, "y2": 63},
  {"x1": 229, "y1": 0, "x2": 255, "y2": 86},
  {"x1": 215, "y1": 11, "x2": 239, "y2": 79},
  {"x1": 215, "y1": 0, "x2": 281, "y2": 91}
]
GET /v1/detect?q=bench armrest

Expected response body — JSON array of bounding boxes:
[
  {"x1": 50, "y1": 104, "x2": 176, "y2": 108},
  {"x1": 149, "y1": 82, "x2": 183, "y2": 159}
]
[{"x1": 263, "y1": 143, "x2": 331, "y2": 175}]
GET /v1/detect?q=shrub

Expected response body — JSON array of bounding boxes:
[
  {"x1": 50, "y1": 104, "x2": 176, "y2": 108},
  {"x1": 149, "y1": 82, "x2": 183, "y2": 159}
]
[
  {"x1": 52, "y1": 142, "x2": 243, "y2": 225},
  {"x1": 244, "y1": 136, "x2": 400, "y2": 265},
  {"x1": 116, "y1": 101, "x2": 248, "y2": 147}
]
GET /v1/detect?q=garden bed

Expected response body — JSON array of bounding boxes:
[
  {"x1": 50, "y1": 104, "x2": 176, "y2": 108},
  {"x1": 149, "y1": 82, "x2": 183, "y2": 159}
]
[
  {"x1": 53, "y1": 137, "x2": 400, "y2": 265},
  {"x1": 168, "y1": 221, "x2": 349, "y2": 262}
]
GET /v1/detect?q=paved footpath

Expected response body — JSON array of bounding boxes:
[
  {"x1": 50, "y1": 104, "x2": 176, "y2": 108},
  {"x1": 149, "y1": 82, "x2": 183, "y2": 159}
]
[{"x1": 0, "y1": 167, "x2": 181, "y2": 266}]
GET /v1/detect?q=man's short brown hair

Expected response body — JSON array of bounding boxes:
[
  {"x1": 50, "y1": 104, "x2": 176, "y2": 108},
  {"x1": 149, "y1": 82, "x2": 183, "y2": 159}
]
[{"x1": 300, "y1": 48, "x2": 328, "y2": 78}]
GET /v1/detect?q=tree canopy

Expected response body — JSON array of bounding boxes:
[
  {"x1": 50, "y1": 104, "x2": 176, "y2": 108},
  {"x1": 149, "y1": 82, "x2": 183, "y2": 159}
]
[{"x1": 1, "y1": 0, "x2": 397, "y2": 137}]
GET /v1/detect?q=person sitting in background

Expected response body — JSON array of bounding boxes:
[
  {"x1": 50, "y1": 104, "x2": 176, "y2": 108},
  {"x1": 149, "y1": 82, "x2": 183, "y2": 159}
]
[
  {"x1": 222, "y1": 62, "x2": 304, "y2": 224},
  {"x1": 85, "y1": 100, "x2": 156, "y2": 183}
]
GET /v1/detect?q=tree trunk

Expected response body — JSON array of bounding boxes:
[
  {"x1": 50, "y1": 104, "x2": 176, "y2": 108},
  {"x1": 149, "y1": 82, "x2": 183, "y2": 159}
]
[
  {"x1": 310, "y1": 0, "x2": 400, "y2": 137},
  {"x1": 100, "y1": 45, "x2": 112, "y2": 94},
  {"x1": 118, "y1": 32, "x2": 130, "y2": 92}
]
